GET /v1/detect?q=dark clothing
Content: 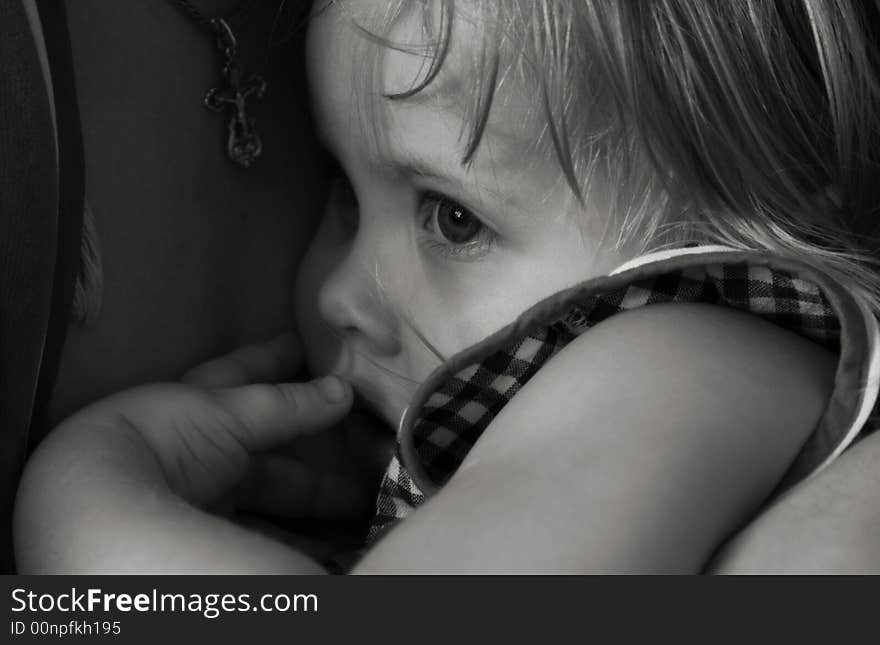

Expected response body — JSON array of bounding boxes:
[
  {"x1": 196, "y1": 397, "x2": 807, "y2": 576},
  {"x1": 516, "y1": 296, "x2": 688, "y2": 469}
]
[{"x1": 0, "y1": 0, "x2": 83, "y2": 572}]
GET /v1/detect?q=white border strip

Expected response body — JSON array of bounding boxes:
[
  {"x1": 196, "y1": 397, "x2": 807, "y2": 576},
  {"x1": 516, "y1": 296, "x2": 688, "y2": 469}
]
[
  {"x1": 809, "y1": 296, "x2": 880, "y2": 478},
  {"x1": 610, "y1": 245, "x2": 739, "y2": 275}
]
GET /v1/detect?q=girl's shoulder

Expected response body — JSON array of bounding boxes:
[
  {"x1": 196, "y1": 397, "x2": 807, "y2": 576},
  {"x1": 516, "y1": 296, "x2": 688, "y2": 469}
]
[{"x1": 370, "y1": 247, "x2": 880, "y2": 537}]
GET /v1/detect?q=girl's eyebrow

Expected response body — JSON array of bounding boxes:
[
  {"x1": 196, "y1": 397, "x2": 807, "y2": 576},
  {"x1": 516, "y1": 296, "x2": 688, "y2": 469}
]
[
  {"x1": 378, "y1": 147, "x2": 533, "y2": 224},
  {"x1": 377, "y1": 149, "x2": 446, "y2": 181},
  {"x1": 382, "y1": 114, "x2": 530, "y2": 179}
]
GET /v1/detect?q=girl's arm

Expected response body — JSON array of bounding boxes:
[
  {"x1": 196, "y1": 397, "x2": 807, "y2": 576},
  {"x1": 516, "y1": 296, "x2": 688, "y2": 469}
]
[{"x1": 354, "y1": 303, "x2": 836, "y2": 573}]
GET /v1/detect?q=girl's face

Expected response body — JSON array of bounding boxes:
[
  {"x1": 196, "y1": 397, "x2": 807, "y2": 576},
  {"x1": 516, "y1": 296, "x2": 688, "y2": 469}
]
[{"x1": 296, "y1": 1, "x2": 633, "y2": 428}]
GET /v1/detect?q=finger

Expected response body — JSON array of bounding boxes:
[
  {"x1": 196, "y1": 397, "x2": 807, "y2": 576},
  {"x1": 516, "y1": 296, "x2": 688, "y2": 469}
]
[
  {"x1": 182, "y1": 332, "x2": 302, "y2": 388},
  {"x1": 235, "y1": 454, "x2": 371, "y2": 520},
  {"x1": 216, "y1": 376, "x2": 353, "y2": 451}
]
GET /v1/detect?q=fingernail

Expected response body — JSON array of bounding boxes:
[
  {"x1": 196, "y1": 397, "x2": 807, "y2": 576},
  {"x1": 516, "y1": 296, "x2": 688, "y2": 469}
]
[{"x1": 318, "y1": 376, "x2": 348, "y2": 403}]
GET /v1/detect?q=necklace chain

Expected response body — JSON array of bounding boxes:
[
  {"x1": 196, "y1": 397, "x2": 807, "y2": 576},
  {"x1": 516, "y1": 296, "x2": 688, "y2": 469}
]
[
  {"x1": 167, "y1": 0, "x2": 267, "y2": 168},
  {"x1": 169, "y1": 0, "x2": 258, "y2": 30}
]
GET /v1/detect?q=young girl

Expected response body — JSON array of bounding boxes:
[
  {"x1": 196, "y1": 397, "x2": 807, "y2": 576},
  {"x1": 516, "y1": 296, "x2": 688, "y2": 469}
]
[{"x1": 14, "y1": 0, "x2": 880, "y2": 573}]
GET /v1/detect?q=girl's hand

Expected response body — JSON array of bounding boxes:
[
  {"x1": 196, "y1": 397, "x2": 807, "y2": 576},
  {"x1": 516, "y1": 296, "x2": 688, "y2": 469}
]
[{"x1": 178, "y1": 333, "x2": 391, "y2": 521}]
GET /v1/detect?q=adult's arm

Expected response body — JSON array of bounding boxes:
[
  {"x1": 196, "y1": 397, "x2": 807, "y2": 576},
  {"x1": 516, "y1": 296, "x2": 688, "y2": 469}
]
[
  {"x1": 710, "y1": 431, "x2": 880, "y2": 573},
  {"x1": 14, "y1": 378, "x2": 350, "y2": 574}
]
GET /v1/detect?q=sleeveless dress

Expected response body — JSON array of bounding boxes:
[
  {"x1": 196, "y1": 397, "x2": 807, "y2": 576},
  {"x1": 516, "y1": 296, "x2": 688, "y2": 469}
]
[{"x1": 368, "y1": 246, "x2": 880, "y2": 540}]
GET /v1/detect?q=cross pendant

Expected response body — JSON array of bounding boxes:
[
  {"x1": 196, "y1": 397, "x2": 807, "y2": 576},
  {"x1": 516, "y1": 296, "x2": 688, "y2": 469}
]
[{"x1": 204, "y1": 18, "x2": 266, "y2": 167}]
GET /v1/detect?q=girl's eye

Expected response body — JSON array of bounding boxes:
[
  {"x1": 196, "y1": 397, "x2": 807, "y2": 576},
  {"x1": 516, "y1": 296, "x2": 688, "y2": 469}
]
[
  {"x1": 431, "y1": 197, "x2": 483, "y2": 244},
  {"x1": 419, "y1": 193, "x2": 495, "y2": 261}
]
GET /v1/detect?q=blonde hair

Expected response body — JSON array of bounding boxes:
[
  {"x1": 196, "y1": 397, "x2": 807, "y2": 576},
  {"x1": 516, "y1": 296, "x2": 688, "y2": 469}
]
[
  {"x1": 341, "y1": 0, "x2": 880, "y2": 309},
  {"x1": 72, "y1": 201, "x2": 103, "y2": 326}
]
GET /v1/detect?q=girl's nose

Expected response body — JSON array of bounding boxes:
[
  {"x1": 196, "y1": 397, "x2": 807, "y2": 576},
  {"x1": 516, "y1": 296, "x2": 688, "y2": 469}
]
[{"x1": 316, "y1": 229, "x2": 403, "y2": 357}]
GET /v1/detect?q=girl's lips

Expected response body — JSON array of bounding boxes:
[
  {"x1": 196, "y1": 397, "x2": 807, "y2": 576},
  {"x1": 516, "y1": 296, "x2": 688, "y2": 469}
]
[{"x1": 332, "y1": 363, "x2": 415, "y2": 431}]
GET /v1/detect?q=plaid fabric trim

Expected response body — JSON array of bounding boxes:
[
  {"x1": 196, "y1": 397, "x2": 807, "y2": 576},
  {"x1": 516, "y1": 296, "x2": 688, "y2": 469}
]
[
  {"x1": 411, "y1": 327, "x2": 572, "y2": 485},
  {"x1": 554, "y1": 264, "x2": 838, "y2": 347},
  {"x1": 368, "y1": 454, "x2": 426, "y2": 542},
  {"x1": 368, "y1": 259, "x2": 849, "y2": 539}
]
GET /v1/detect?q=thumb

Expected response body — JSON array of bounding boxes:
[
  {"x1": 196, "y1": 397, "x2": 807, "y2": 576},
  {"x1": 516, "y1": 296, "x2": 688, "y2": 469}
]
[{"x1": 216, "y1": 376, "x2": 353, "y2": 452}]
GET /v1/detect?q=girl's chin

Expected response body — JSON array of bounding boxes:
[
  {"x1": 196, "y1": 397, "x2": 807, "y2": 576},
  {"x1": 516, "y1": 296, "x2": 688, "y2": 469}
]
[
  {"x1": 350, "y1": 390, "x2": 406, "y2": 435},
  {"x1": 344, "y1": 407, "x2": 396, "y2": 438}
]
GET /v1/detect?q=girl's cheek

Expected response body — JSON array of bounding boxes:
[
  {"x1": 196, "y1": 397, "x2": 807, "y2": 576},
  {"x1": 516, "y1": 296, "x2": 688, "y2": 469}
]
[{"x1": 404, "y1": 279, "x2": 515, "y2": 361}]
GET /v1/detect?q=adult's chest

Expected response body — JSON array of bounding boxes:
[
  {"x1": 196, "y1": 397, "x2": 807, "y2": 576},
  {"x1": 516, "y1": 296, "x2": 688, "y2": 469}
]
[{"x1": 49, "y1": 0, "x2": 326, "y2": 424}]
